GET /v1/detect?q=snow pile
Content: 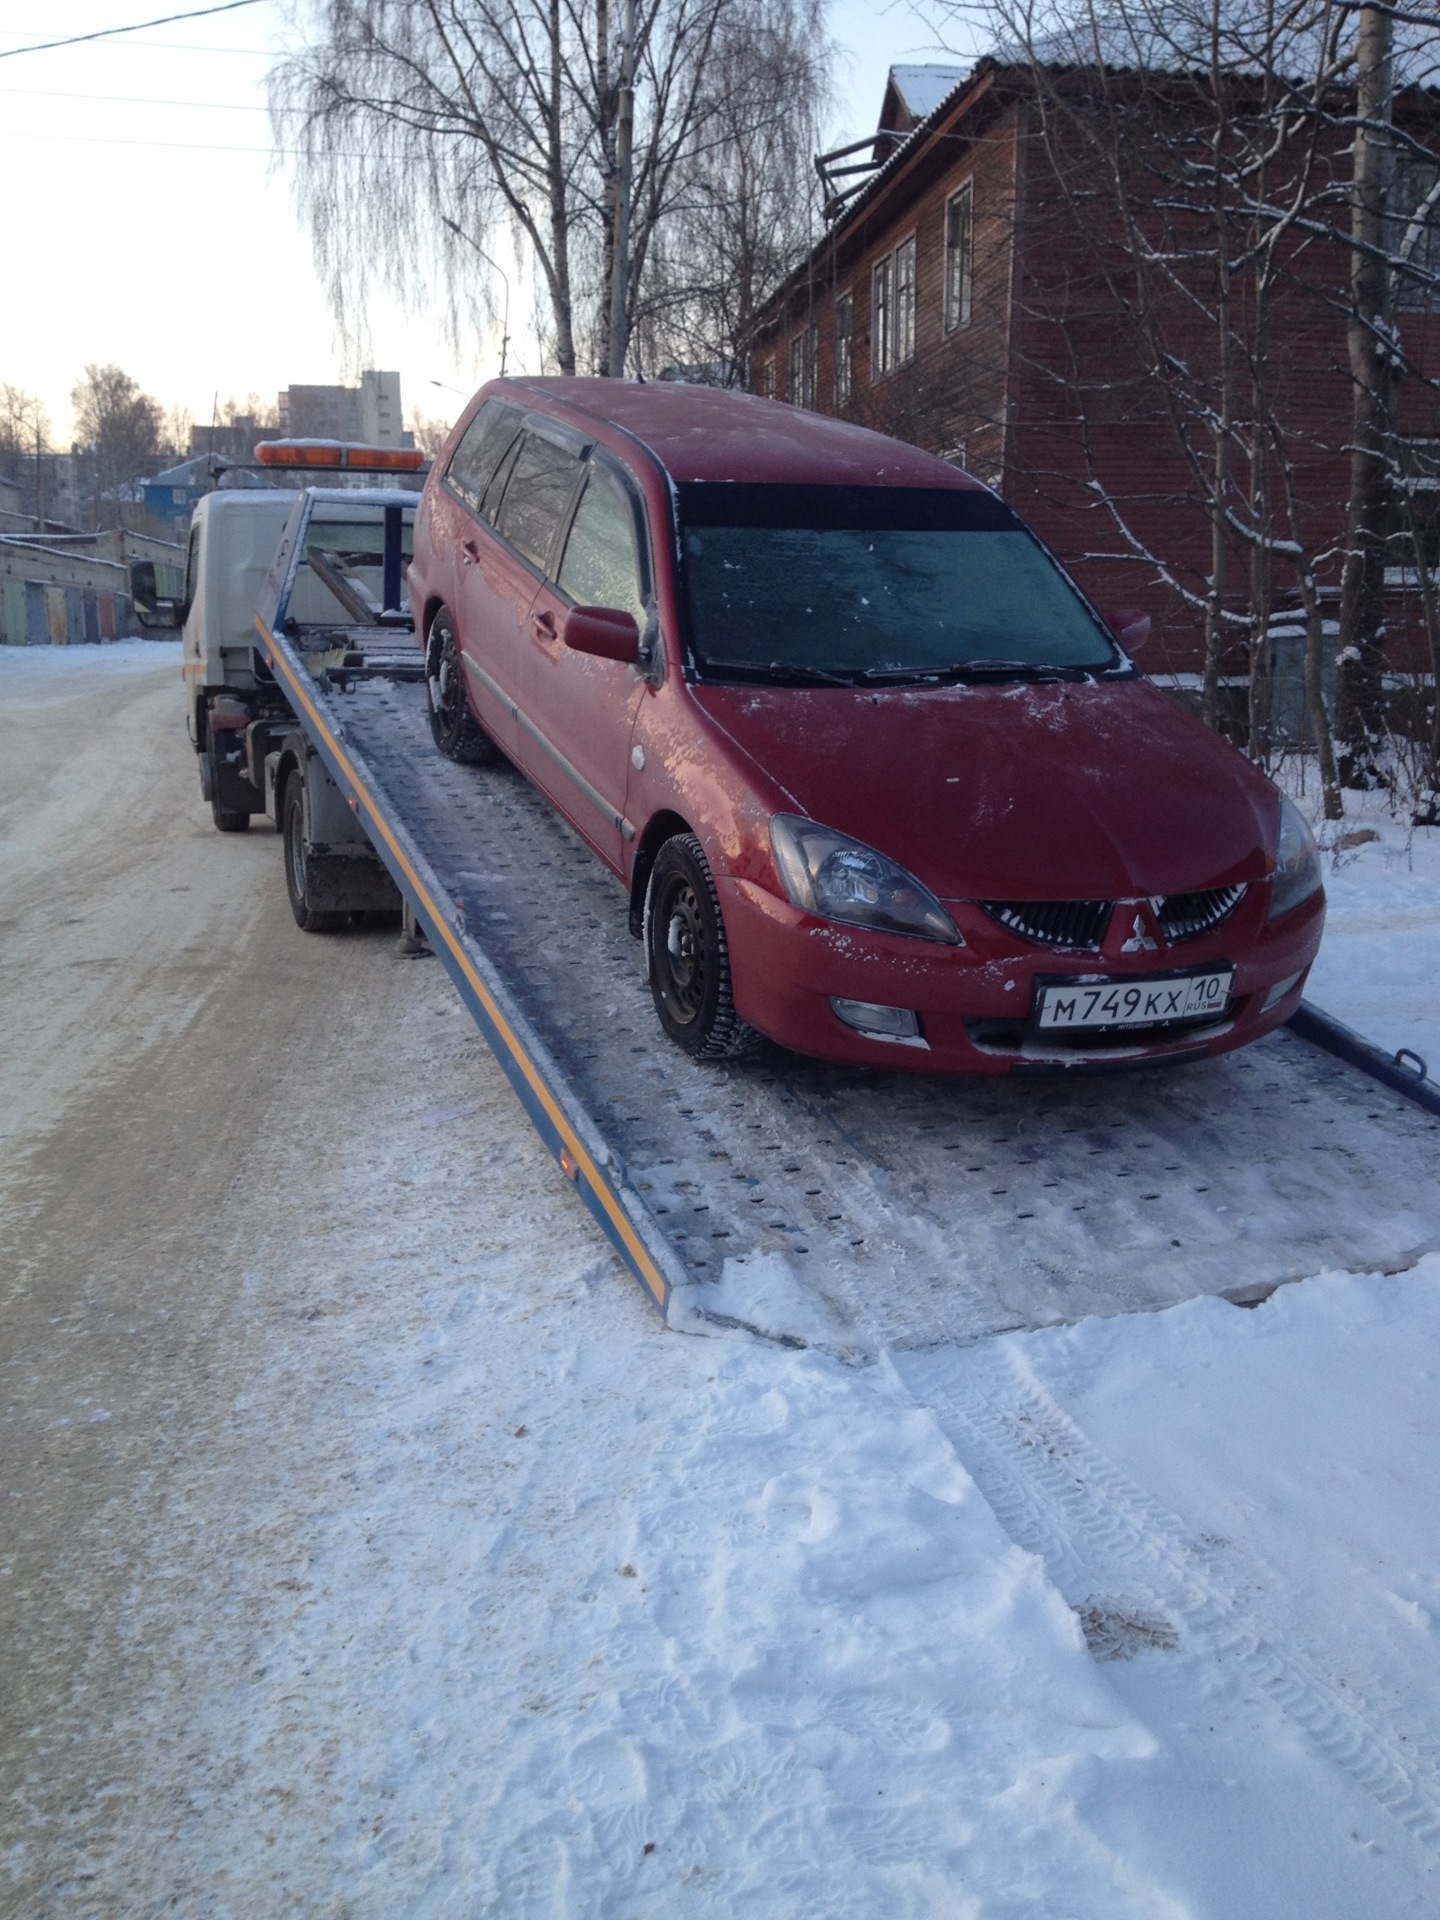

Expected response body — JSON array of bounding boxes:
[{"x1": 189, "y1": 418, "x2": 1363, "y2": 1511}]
[{"x1": 1304, "y1": 803, "x2": 1440, "y2": 1070}]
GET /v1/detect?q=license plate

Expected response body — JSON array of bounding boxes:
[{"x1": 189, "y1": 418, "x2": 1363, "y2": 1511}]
[{"x1": 1035, "y1": 969, "x2": 1233, "y2": 1031}]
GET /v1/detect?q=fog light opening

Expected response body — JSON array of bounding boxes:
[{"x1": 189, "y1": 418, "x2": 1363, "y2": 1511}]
[
  {"x1": 830, "y1": 997, "x2": 928, "y2": 1047},
  {"x1": 1262, "y1": 970, "x2": 1304, "y2": 1012}
]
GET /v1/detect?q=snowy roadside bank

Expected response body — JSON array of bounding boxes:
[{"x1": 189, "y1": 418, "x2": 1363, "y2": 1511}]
[{"x1": 1304, "y1": 797, "x2": 1440, "y2": 1071}]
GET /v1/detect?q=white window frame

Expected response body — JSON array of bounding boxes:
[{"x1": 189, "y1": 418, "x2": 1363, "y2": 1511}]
[
  {"x1": 872, "y1": 255, "x2": 893, "y2": 377},
  {"x1": 761, "y1": 357, "x2": 777, "y2": 400},
  {"x1": 788, "y1": 324, "x2": 817, "y2": 409},
  {"x1": 944, "y1": 181, "x2": 974, "y2": 332},
  {"x1": 834, "y1": 291, "x2": 853, "y2": 407},
  {"x1": 872, "y1": 238, "x2": 917, "y2": 379},
  {"x1": 893, "y1": 233, "x2": 917, "y2": 366}
]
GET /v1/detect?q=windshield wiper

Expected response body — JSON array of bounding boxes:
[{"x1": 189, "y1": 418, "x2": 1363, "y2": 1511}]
[
  {"x1": 707, "y1": 661, "x2": 857, "y2": 687},
  {"x1": 857, "y1": 658, "x2": 1084, "y2": 684}
]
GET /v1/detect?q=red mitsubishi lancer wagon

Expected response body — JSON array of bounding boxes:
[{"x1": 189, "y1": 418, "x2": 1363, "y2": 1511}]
[{"x1": 407, "y1": 378, "x2": 1323, "y2": 1074}]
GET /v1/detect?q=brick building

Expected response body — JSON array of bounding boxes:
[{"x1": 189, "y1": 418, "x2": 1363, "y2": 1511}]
[{"x1": 748, "y1": 59, "x2": 1440, "y2": 708}]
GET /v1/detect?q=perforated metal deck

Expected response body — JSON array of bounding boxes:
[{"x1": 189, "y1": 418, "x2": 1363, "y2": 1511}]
[{"x1": 326, "y1": 671, "x2": 1440, "y2": 1355}]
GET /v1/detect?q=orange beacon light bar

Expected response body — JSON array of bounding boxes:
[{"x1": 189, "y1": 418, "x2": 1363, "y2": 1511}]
[{"x1": 254, "y1": 440, "x2": 427, "y2": 472}]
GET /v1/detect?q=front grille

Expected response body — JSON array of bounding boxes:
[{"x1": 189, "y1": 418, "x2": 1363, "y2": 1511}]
[
  {"x1": 1156, "y1": 884, "x2": 1246, "y2": 942},
  {"x1": 979, "y1": 899, "x2": 1111, "y2": 950}
]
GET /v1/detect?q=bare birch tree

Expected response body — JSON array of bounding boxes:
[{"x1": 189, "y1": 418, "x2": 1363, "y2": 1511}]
[
  {"x1": 629, "y1": 0, "x2": 830, "y2": 378},
  {"x1": 270, "y1": 0, "x2": 830, "y2": 378}
]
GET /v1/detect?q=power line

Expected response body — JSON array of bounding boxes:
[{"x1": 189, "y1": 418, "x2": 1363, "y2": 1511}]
[
  {"x1": 0, "y1": 84, "x2": 269, "y2": 110},
  {"x1": 0, "y1": 36, "x2": 271, "y2": 54},
  {"x1": 0, "y1": 1, "x2": 266, "y2": 62},
  {"x1": 0, "y1": 126, "x2": 356, "y2": 158}
]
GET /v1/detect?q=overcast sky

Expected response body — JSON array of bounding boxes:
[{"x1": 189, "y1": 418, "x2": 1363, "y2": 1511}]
[{"x1": 0, "y1": 0, "x2": 971, "y2": 446}]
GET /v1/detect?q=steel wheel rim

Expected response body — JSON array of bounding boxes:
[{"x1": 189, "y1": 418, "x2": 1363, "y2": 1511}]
[
  {"x1": 659, "y1": 878, "x2": 707, "y2": 1023},
  {"x1": 429, "y1": 625, "x2": 464, "y2": 729}
]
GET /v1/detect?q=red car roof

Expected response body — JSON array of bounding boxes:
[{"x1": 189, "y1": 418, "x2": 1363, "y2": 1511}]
[{"x1": 494, "y1": 376, "x2": 985, "y2": 490}]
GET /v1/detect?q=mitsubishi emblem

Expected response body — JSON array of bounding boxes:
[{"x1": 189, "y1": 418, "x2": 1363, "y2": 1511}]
[{"x1": 1120, "y1": 911, "x2": 1158, "y2": 954}]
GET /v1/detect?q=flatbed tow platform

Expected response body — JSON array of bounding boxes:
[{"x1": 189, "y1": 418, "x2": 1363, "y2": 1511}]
[{"x1": 258, "y1": 602, "x2": 1440, "y2": 1359}]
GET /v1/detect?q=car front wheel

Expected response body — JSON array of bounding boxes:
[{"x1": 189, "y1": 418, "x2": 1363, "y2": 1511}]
[
  {"x1": 425, "y1": 609, "x2": 497, "y2": 764},
  {"x1": 645, "y1": 834, "x2": 759, "y2": 1060}
]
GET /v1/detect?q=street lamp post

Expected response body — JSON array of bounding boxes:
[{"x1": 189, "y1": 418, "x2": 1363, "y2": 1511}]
[{"x1": 441, "y1": 218, "x2": 511, "y2": 376}]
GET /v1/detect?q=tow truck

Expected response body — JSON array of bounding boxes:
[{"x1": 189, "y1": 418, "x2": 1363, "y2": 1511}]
[{"x1": 141, "y1": 442, "x2": 1440, "y2": 1353}]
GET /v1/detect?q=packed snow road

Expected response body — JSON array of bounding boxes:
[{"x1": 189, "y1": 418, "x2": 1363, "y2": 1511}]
[{"x1": 4, "y1": 642, "x2": 1439, "y2": 1919}]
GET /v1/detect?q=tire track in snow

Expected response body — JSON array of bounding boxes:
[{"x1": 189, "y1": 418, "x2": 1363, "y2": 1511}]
[{"x1": 888, "y1": 1341, "x2": 1440, "y2": 1854}]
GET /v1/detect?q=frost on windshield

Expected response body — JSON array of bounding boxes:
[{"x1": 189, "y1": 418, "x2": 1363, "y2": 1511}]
[{"x1": 677, "y1": 483, "x2": 1113, "y2": 680}]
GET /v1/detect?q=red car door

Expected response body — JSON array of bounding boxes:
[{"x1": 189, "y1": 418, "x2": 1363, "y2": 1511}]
[
  {"x1": 443, "y1": 403, "x2": 531, "y2": 753},
  {"x1": 515, "y1": 457, "x2": 651, "y2": 873}
]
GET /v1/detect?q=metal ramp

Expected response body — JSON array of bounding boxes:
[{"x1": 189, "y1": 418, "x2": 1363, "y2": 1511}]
[{"x1": 274, "y1": 650, "x2": 1440, "y2": 1358}]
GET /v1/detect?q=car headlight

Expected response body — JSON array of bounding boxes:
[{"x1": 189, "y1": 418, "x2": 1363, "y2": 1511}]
[
  {"x1": 769, "y1": 814, "x2": 963, "y2": 945},
  {"x1": 1268, "y1": 794, "x2": 1323, "y2": 921}
]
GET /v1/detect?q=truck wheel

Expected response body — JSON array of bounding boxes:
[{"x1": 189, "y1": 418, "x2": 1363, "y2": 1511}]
[
  {"x1": 282, "y1": 777, "x2": 344, "y2": 933},
  {"x1": 207, "y1": 744, "x2": 250, "y2": 833},
  {"x1": 645, "y1": 834, "x2": 760, "y2": 1060},
  {"x1": 426, "y1": 610, "x2": 497, "y2": 765}
]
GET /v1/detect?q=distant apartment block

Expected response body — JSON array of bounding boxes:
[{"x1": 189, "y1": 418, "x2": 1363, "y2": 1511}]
[{"x1": 278, "y1": 370, "x2": 411, "y2": 447}]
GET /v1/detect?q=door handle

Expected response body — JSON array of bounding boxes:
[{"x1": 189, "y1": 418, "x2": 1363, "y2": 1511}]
[
  {"x1": 531, "y1": 609, "x2": 558, "y2": 643},
  {"x1": 461, "y1": 536, "x2": 480, "y2": 565}
]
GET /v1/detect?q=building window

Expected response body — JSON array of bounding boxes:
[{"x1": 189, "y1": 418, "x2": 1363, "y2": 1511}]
[
  {"x1": 834, "y1": 292, "x2": 853, "y2": 407},
  {"x1": 872, "y1": 256, "x2": 893, "y2": 376},
  {"x1": 945, "y1": 182, "x2": 974, "y2": 331},
  {"x1": 1390, "y1": 162, "x2": 1440, "y2": 310},
  {"x1": 872, "y1": 239, "x2": 916, "y2": 378},
  {"x1": 1386, "y1": 439, "x2": 1440, "y2": 574},
  {"x1": 894, "y1": 235, "x2": 916, "y2": 364},
  {"x1": 762, "y1": 357, "x2": 776, "y2": 399},
  {"x1": 788, "y1": 325, "x2": 817, "y2": 408}
]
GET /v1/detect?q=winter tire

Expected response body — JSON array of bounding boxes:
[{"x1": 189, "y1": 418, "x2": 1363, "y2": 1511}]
[
  {"x1": 282, "y1": 775, "x2": 344, "y2": 933},
  {"x1": 426, "y1": 609, "x2": 497, "y2": 764},
  {"x1": 646, "y1": 833, "x2": 760, "y2": 1060},
  {"x1": 207, "y1": 743, "x2": 250, "y2": 833}
]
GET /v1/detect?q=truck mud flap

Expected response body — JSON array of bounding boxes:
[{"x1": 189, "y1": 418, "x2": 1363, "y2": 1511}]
[{"x1": 301, "y1": 847, "x2": 402, "y2": 915}]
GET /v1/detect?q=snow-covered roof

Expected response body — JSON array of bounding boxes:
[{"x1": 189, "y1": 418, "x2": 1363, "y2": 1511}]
[
  {"x1": 886, "y1": 64, "x2": 969, "y2": 124},
  {"x1": 1014, "y1": 1, "x2": 1440, "y2": 92},
  {"x1": 152, "y1": 454, "x2": 216, "y2": 486}
]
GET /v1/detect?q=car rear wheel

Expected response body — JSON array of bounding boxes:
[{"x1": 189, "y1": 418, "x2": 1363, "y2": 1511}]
[
  {"x1": 426, "y1": 609, "x2": 497, "y2": 765},
  {"x1": 646, "y1": 834, "x2": 759, "y2": 1060}
]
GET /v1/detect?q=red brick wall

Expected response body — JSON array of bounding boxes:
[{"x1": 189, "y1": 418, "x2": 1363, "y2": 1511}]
[{"x1": 751, "y1": 74, "x2": 1440, "y2": 682}]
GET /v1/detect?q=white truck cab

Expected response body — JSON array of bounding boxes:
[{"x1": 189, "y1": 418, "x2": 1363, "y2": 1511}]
[
  {"x1": 181, "y1": 489, "x2": 296, "y2": 752},
  {"x1": 159, "y1": 444, "x2": 426, "y2": 858}
]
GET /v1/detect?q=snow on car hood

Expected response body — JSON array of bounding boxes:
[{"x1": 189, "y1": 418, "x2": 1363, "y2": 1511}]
[{"x1": 691, "y1": 677, "x2": 1278, "y2": 901}]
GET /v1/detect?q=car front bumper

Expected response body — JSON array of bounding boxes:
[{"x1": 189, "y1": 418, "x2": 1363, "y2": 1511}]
[{"x1": 719, "y1": 877, "x2": 1326, "y2": 1075}]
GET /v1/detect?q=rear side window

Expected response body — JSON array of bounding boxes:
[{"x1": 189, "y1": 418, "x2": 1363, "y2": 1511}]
[
  {"x1": 495, "y1": 432, "x2": 582, "y2": 571},
  {"x1": 557, "y1": 466, "x2": 646, "y2": 627},
  {"x1": 444, "y1": 401, "x2": 521, "y2": 518}
]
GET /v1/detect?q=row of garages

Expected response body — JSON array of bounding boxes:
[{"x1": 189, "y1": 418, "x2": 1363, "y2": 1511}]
[
  {"x1": 0, "y1": 535, "x2": 181, "y2": 646},
  {"x1": 1, "y1": 578, "x2": 133, "y2": 646}
]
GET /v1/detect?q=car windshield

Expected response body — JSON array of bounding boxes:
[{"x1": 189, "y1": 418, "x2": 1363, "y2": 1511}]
[{"x1": 676, "y1": 483, "x2": 1118, "y2": 682}]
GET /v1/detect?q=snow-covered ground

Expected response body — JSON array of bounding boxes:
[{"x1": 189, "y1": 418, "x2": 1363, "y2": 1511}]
[
  {"x1": 1304, "y1": 789, "x2": 1440, "y2": 1071},
  {"x1": 3, "y1": 642, "x2": 1438, "y2": 1917}
]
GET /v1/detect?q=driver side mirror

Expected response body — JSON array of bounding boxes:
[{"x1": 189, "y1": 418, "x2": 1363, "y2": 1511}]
[
  {"x1": 129, "y1": 557, "x2": 186, "y2": 628},
  {"x1": 1105, "y1": 608, "x2": 1152, "y2": 652},
  {"x1": 563, "y1": 605, "x2": 640, "y2": 664}
]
